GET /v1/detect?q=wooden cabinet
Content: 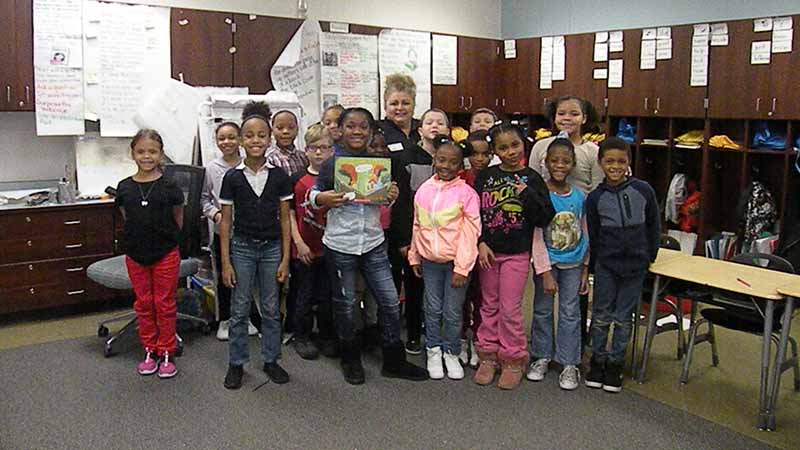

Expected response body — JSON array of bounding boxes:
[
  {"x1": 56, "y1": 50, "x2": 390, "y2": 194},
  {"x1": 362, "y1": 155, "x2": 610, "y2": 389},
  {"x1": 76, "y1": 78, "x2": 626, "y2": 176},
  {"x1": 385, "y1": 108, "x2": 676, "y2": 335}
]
[
  {"x1": 0, "y1": 202, "x2": 118, "y2": 314},
  {"x1": 432, "y1": 36, "x2": 499, "y2": 113},
  {"x1": 233, "y1": 14, "x2": 302, "y2": 94},
  {"x1": 548, "y1": 33, "x2": 607, "y2": 115},
  {"x1": 1, "y1": 0, "x2": 34, "y2": 111},
  {"x1": 765, "y1": 15, "x2": 800, "y2": 120},
  {"x1": 170, "y1": 9, "x2": 235, "y2": 87},
  {"x1": 498, "y1": 38, "x2": 539, "y2": 114}
]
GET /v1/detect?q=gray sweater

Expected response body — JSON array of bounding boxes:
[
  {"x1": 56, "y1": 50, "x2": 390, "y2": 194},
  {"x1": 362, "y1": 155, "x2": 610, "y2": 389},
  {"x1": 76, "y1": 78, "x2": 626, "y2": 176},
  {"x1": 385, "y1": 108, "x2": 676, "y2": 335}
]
[{"x1": 201, "y1": 156, "x2": 240, "y2": 234}]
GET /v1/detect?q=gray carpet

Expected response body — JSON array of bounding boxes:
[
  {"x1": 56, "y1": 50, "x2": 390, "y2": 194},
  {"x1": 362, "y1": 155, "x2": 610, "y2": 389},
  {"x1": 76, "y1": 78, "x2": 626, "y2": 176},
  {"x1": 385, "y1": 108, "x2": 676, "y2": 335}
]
[{"x1": 0, "y1": 334, "x2": 774, "y2": 450}]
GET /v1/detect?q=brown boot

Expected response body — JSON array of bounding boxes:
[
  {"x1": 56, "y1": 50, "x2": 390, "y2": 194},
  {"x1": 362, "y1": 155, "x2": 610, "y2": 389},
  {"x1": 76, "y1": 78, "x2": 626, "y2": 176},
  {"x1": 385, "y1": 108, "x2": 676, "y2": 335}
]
[
  {"x1": 473, "y1": 350, "x2": 498, "y2": 386},
  {"x1": 497, "y1": 356, "x2": 528, "y2": 390}
]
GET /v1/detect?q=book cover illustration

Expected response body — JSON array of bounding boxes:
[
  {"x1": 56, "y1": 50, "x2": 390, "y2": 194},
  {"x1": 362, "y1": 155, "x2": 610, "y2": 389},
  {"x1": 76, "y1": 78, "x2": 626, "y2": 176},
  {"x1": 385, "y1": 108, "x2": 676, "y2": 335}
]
[{"x1": 334, "y1": 156, "x2": 392, "y2": 204}]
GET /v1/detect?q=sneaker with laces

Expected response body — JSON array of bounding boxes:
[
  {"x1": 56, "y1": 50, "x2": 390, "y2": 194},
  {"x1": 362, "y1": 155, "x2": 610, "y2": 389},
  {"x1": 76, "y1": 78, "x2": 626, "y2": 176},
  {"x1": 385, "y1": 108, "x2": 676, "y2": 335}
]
[
  {"x1": 426, "y1": 346, "x2": 444, "y2": 379},
  {"x1": 157, "y1": 352, "x2": 178, "y2": 379},
  {"x1": 559, "y1": 365, "x2": 580, "y2": 390},
  {"x1": 458, "y1": 339, "x2": 469, "y2": 365},
  {"x1": 585, "y1": 356, "x2": 605, "y2": 389},
  {"x1": 247, "y1": 320, "x2": 259, "y2": 336},
  {"x1": 443, "y1": 352, "x2": 464, "y2": 380},
  {"x1": 224, "y1": 364, "x2": 244, "y2": 389},
  {"x1": 137, "y1": 348, "x2": 158, "y2": 376},
  {"x1": 405, "y1": 339, "x2": 422, "y2": 355},
  {"x1": 263, "y1": 362, "x2": 290, "y2": 384},
  {"x1": 602, "y1": 361, "x2": 624, "y2": 393},
  {"x1": 216, "y1": 320, "x2": 230, "y2": 341},
  {"x1": 526, "y1": 358, "x2": 550, "y2": 381}
]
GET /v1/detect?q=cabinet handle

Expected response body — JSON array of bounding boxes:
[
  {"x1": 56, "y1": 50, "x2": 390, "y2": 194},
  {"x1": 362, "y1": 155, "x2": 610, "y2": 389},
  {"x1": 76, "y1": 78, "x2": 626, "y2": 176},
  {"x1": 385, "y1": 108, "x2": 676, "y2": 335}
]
[
  {"x1": 178, "y1": 72, "x2": 184, "y2": 83},
  {"x1": 28, "y1": 264, "x2": 34, "y2": 271},
  {"x1": 67, "y1": 290, "x2": 86, "y2": 296},
  {"x1": 495, "y1": 98, "x2": 499, "y2": 107},
  {"x1": 769, "y1": 97, "x2": 776, "y2": 116},
  {"x1": 655, "y1": 97, "x2": 661, "y2": 111},
  {"x1": 25, "y1": 86, "x2": 30, "y2": 103},
  {"x1": 502, "y1": 98, "x2": 506, "y2": 107},
  {"x1": 65, "y1": 243, "x2": 83, "y2": 249},
  {"x1": 459, "y1": 96, "x2": 464, "y2": 108},
  {"x1": 25, "y1": 216, "x2": 31, "y2": 223},
  {"x1": 756, "y1": 97, "x2": 761, "y2": 112},
  {"x1": 65, "y1": 267, "x2": 84, "y2": 272},
  {"x1": 63, "y1": 220, "x2": 81, "y2": 225},
  {"x1": 27, "y1": 240, "x2": 32, "y2": 247},
  {"x1": 644, "y1": 97, "x2": 649, "y2": 111},
  {"x1": 29, "y1": 288, "x2": 35, "y2": 295},
  {"x1": 467, "y1": 96, "x2": 473, "y2": 109},
  {"x1": 5, "y1": 86, "x2": 10, "y2": 103}
]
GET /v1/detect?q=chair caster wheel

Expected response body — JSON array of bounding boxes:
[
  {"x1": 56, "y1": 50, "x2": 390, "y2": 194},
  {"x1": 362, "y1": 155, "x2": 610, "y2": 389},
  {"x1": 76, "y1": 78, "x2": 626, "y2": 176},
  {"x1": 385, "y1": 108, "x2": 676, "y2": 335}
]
[
  {"x1": 98, "y1": 326, "x2": 109, "y2": 337},
  {"x1": 104, "y1": 344, "x2": 114, "y2": 358}
]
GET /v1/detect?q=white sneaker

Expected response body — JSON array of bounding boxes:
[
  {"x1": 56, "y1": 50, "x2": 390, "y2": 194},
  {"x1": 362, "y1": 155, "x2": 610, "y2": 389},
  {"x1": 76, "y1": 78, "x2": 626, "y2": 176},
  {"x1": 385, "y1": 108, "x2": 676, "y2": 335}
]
[
  {"x1": 426, "y1": 346, "x2": 444, "y2": 379},
  {"x1": 559, "y1": 365, "x2": 580, "y2": 390},
  {"x1": 458, "y1": 339, "x2": 469, "y2": 365},
  {"x1": 468, "y1": 341, "x2": 479, "y2": 368},
  {"x1": 216, "y1": 320, "x2": 230, "y2": 341},
  {"x1": 247, "y1": 320, "x2": 259, "y2": 336},
  {"x1": 443, "y1": 352, "x2": 464, "y2": 380},
  {"x1": 526, "y1": 358, "x2": 550, "y2": 381}
]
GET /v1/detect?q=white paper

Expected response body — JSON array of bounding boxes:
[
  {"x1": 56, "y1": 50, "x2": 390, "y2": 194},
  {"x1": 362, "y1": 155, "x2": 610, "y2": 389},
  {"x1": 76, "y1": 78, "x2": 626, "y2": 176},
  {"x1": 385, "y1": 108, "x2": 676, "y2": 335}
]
[
  {"x1": 640, "y1": 40, "x2": 656, "y2": 69},
  {"x1": 754, "y1": 18, "x2": 773, "y2": 32},
  {"x1": 378, "y1": 29, "x2": 431, "y2": 117},
  {"x1": 710, "y1": 34, "x2": 729, "y2": 46},
  {"x1": 432, "y1": 34, "x2": 457, "y2": 85},
  {"x1": 751, "y1": 41, "x2": 771, "y2": 64},
  {"x1": 329, "y1": 22, "x2": 349, "y2": 33},
  {"x1": 504, "y1": 48, "x2": 516, "y2": 59},
  {"x1": 772, "y1": 29, "x2": 793, "y2": 53},
  {"x1": 690, "y1": 45, "x2": 709, "y2": 86},
  {"x1": 75, "y1": 132, "x2": 138, "y2": 196},
  {"x1": 552, "y1": 36, "x2": 565, "y2": 81},
  {"x1": 593, "y1": 42, "x2": 608, "y2": 62},
  {"x1": 657, "y1": 27, "x2": 671, "y2": 39},
  {"x1": 693, "y1": 23, "x2": 710, "y2": 37},
  {"x1": 692, "y1": 35, "x2": 708, "y2": 47},
  {"x1": 609, "y1": 40, "x2": 623, "y2": 53},
  {"x1": 774, "y1": 17, "x2": 793, "y2": 31},
  {"x1": 608, "y1": 59, "x2": 623, "y2": 88},
  {"x1": 711, "y1": 23, "x2": 728, "y2": 35},
  {"x1": 270, "y1": 20, "x2": 322, "y2": 128},
  {"x1": 321, "y1": 32, "x2": 380, "y2": 118},
  {"x1": 656, "y1": 38, "x2": 672, "y2": 60},
  {"x1": 642, "y1": 28, "x2": 657, "y2": 40},
  {"x1": 504, "y1": 39, "x2": 516, "y2": 51},
  {"x1": 593, "y1": 68, "x2": 608, "y2": 79},
  {"x1": 33, "y1": 0, "x2": 85, "y2": 136},
  {"x1": 609, "y1": 31, "x2": 623, "y2": 42},
  {"x1": 539, "y1": 37, "x2": 553, "y2": 89},
  {"x1": 595, "y1": 31, "x2": 608, "y2": 43}
]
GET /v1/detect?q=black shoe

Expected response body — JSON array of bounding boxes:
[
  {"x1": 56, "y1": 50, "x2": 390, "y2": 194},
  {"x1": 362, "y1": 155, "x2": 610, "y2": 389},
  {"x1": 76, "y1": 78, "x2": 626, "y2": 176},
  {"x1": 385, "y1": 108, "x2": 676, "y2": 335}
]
[
  {"x1": 340, "y1": 339, "x2": 365, "y2": 385},
  {"x1": 584, "y1": 356, "x2": 605, "y2": 389},
  {"x1": 405, "y1": 339, "x2": 422, "y2": 355},
  {"x1": 294, "y1": 338, "x2": 319, "y2": 360},
  {"x1": 318, "y1": 338, "x2": 339, "y2": 358},
  {"x1": 224, "y1": 364, "x2": 244, "y2": 390},
  {"x1": 382, "y1": 343, "x2": 428, "y2": 381},
  {"x1": 263, "y1": 362, "x2": 290, "y2": 384},
  {"x1": 362, "y1": 325, "x2": 381, "y2": 351},
  {"x1": 602, "y1": 361, "x2": 624, "y2": 393}
]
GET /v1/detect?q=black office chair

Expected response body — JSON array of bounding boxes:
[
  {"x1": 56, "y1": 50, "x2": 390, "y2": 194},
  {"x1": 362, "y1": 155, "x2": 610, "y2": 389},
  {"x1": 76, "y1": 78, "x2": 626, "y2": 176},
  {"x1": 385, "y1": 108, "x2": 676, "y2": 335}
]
[
  {"x1": 89, "y1": 164, "x2": 210, "y2": 357},
  {"x1": 680, "y1": 252, "x2": 800, "y2": 389}
]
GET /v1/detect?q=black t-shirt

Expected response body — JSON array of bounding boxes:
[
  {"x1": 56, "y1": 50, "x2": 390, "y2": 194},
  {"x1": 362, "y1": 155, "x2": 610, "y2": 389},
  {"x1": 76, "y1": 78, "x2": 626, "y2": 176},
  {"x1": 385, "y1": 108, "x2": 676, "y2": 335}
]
[
  {"x1": 219, "y1": 166, "x2": 293, "y2": 241},
  {"x1": 115, "y1": 176, "x2": 184, "y2": 265}
]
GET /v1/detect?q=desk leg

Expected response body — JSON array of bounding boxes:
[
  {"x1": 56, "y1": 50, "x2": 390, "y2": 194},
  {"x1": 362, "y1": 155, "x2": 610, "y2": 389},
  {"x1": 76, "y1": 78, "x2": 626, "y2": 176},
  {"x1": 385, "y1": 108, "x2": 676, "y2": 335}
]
[
  {"x1": 637, "y1": 275, "x2": 661, "y2": 383},
  {"x1": 765, "y1": 297, "x2": 795, "y2": 431},
  {"x1": 757, "y1": 301, "x2": 775, "y2": 430}
]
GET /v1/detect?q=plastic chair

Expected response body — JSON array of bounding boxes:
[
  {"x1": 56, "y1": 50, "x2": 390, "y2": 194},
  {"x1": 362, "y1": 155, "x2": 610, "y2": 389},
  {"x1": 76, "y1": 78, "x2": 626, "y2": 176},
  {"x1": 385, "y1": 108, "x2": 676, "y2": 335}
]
[
  {"x1": 89, "y1": 165, "x2": 211, "y2": 357},
  {"x1": 680, "y1": 252, "x2": 800, "y2": 390}
]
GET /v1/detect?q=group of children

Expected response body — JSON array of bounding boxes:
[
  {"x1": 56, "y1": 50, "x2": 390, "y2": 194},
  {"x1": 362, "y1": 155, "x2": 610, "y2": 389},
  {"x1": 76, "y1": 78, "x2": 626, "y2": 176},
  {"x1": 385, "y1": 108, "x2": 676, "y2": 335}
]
[{"x1": 116, "y1": 87, "x2": 660, "y2": 393}]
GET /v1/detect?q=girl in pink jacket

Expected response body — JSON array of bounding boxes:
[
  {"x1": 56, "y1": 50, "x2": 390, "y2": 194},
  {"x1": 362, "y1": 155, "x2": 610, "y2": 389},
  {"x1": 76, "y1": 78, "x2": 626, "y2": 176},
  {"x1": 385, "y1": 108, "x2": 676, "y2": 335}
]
[{"x1": 409, "y1": 137, "x2": 481, "y2": 381}]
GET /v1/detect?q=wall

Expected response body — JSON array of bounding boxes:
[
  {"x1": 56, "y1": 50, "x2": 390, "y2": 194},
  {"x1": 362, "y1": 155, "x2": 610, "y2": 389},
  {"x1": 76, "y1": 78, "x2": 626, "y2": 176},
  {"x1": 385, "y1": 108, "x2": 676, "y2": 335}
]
[
  {"x1": 502, "y1": 0, "x2": 799, "y2": 38},
  {"x1": 0, "y1": 113, "x2": 76, "y2": 184}
]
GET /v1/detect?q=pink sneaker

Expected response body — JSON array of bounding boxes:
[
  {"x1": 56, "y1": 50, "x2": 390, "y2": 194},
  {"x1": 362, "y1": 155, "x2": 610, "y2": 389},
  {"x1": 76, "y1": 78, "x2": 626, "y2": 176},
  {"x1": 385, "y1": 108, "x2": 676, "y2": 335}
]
[
  {"x1": 137, "y1": 349, "x2": 158, "y2": 376},
  {"x1": 157, "y1": 352, "x2": 178, "y2": 379}
]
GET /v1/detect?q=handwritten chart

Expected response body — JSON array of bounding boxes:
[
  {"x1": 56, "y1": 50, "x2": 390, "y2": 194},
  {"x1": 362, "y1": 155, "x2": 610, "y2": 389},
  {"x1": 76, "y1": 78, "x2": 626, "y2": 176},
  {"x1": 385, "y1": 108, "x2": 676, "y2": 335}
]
[
  {"x1": 378, "y1": 29, "x2": 431, "y2": 117},
  {"x1": 320, "y1": 32, "x2": 379, "y2": 118}
]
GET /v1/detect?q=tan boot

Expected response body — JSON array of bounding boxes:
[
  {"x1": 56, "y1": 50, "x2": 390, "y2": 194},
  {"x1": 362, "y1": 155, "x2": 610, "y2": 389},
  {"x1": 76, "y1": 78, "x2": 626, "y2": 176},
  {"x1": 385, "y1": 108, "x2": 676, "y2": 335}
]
[
  {"x1": 497, "y1": 356, "x2": 529, "y2": 390},
  {"x1": 473, "y1": 350, "x2": 498, "y2": 386}
]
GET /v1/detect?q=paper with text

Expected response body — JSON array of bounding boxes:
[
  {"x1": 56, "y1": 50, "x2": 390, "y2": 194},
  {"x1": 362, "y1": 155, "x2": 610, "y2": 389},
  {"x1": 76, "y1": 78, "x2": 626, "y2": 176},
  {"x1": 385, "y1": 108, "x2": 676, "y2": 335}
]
[
  {"x1": 270, "y1": 20, "x2": 322, "y2": 128},
  {"x1": 321, "y1": 32, "x2": 380, "y2": 118},
  {"x1": 379, "y1": 29, "x2": 431, "y2": 117},
  {"x1": 432, "y1": 34, "x2": 457, "y2": 85}
]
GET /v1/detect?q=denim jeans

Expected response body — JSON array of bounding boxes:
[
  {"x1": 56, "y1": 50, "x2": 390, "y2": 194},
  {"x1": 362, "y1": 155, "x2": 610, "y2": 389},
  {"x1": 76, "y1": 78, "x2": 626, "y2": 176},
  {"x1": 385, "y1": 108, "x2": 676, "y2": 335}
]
[
  {"x1": 531, "y1": 266, "x2": 582, "y2": 366},
  {"x1": 422, "y1": 259, "x2": 468, "y2": 354},
  {"x1": 590, "y1": 263, "x2": 647, "y2": 364},
  {"x1": 326, "y1": 243, "x2": 401, "y2": 346},
  {"x1": 291, "y1": 256, "x2": 334, "y2": 341},
  {"x1": 229, "y1": 236, "x2": 282, "y2": 366}
]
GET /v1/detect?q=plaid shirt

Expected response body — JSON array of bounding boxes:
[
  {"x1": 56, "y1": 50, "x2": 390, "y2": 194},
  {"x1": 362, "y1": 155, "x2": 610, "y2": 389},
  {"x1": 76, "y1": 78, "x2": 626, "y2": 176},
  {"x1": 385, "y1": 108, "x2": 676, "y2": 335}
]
[{"x1": 265, "y1": 144, "x2": 309, "y2": 177}]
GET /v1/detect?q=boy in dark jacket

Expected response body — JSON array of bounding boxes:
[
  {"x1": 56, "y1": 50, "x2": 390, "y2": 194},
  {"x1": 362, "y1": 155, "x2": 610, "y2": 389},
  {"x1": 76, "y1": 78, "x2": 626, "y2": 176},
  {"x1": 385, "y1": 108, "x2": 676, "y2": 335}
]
[{"x1": 584, "y1": 137, "x2": 660, "y2": 393}]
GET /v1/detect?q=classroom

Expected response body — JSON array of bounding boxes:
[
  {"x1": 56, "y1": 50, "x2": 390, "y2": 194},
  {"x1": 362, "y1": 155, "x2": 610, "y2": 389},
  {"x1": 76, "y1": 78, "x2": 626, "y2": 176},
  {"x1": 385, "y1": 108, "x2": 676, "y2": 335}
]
[{"x1": 1, "y1": 0, "x2": 799, "y2": 449}]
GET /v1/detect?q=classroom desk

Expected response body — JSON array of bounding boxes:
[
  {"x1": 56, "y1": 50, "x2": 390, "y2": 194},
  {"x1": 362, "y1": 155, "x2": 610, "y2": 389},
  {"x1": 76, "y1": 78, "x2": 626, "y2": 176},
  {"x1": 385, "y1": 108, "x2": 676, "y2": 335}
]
[{"x1": 638, "y1": 255, "x2": 798, "y2": 431}]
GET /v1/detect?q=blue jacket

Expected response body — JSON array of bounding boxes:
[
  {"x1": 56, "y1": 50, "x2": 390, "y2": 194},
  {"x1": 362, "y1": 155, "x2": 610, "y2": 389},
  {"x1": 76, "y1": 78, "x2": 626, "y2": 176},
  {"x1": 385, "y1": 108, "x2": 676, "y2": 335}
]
[{"x1": 586, "y1": 177, "x2": 660, "y2": 276}]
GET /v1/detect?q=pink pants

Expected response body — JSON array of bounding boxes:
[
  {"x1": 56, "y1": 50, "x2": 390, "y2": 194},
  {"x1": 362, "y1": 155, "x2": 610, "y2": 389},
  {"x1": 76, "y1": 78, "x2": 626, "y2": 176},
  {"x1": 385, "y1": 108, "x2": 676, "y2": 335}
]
[
  {"x1": 125, "y1": 247, "x2": 180, "y2": 355},
  {"x1": 476, "y1": 252, "x2": 530, "y2": 361}
]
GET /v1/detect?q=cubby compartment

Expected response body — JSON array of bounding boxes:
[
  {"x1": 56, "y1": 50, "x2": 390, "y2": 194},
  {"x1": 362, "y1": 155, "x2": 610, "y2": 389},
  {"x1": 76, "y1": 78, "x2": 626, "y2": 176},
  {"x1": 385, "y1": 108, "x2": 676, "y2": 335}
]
[
  {"x1": 634, "y1": 146, "x2": 670, "y2": 205},
  {"x1": 639, "y1": 117, "x2": 669, "y2": 146},
  {"x1": 745, "y1": 152, "x2": 788, "y2": 223},
  {"x1": 609, "y1": 116, "x2": 638, "y2": 145},
  {"x1": 748, "y1": 119, "x2": 790, "y2": 151},
  {"x1": 702, "y1": 151, "x2": 745, "y2": 235},
  {"x1": 672, "y1": 118, "x2": 706, "y2": 150},
  {"x1": 790, "y1": 121, "x2": 800, "y2": 150},
  {"x1": 709, "y1": 119, "x2": 746, "y2": 151}
]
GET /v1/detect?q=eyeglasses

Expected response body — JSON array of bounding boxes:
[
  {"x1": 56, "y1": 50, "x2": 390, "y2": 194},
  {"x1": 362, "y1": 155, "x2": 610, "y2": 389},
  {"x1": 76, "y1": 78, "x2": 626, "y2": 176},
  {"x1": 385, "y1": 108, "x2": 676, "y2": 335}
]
[{"x1": 307, "y1": 144, "x2": 333, "y2": 152}]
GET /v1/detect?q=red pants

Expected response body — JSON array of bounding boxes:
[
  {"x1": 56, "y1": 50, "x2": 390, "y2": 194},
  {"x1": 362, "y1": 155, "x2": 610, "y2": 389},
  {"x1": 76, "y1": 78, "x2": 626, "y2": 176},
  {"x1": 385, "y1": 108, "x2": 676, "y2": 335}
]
[{"x1": 125, "y1": 247, "x2": 180, "y2": 354}]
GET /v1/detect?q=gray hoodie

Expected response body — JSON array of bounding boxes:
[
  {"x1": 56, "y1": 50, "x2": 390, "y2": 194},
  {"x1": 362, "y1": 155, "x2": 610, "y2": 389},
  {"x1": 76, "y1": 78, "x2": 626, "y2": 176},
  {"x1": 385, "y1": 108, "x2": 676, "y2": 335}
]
[{"x1": 201, "y1": 156, "x2": 240, "y2": 234}]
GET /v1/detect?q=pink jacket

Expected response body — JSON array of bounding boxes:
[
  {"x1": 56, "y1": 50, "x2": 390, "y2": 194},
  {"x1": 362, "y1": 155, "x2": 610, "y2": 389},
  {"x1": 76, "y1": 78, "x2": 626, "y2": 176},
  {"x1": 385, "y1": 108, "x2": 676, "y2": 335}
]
[{"x1": 408, "y1": 175, "x2": 481, "y2": 276}]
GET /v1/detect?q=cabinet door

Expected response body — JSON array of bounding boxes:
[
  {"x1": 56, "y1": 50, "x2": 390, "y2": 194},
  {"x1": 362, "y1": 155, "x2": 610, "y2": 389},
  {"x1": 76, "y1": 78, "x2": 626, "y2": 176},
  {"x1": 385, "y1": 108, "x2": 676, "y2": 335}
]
[
  {"x1": 233, "y1": 14, "x2": 302, "y2": 94},
  {"x1": 433, "y1": 36, "x2": 469, "y2": 113},
  {"x1": 550, "y1": 33, "x2": 607, "y2": 115},
  {"x1": 464, "y1": 37, "x2": 499, "y2": 111},
  {"x1": 14, "y1": 0, "x2": 34, "y2": 111},
  {"x1": 0, "y1": 0, "x2": 18, "y2": 110},
  {"x1": 607, "y1": 29, "x2": 654, "y2": 116},
  {"x1": 768, "y1": 14, "x2": 800, "y2": 119},
  {"x1": 170, "y1": 9, "x2": 234, "y2": 86},
  {"x1": 708, "y1": 19, "x2": 770, "y2": 119},
  {"x1": 653, "y1": 25, "x2": 706, "y2": 117},
  {"x1": 499, "y1": 38, "x2": 538, "y2": 114}
]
